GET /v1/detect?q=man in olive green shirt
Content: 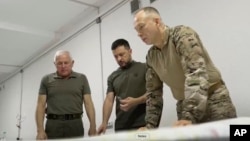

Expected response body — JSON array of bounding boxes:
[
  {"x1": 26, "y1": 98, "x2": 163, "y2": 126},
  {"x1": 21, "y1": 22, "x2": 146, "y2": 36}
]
[
  {"x1": 133, "y1": 7, "x2": 237, "y2": 129},
  {"x1": 35, "y1": 50, "x2": 96, "y2": 139},
  {"x1": 98, "y1": 39, "x2": 149, "y2": 134}
]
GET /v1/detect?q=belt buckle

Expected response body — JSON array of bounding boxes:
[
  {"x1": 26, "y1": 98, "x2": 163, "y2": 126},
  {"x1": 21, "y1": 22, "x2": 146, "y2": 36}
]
[
  {"x1": 64, "y1": 114, "x2": 70, "y2": 120},
  {"x1": 52, "y1": 114, "x2": 58, "y2": 120}
]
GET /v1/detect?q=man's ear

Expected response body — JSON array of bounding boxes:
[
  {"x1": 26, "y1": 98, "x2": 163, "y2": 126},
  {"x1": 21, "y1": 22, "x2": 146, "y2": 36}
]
[
  {"x1": 154, "y1": 17, "x2": 161, "y2": 26},
  {"x1": 129, "y1": 49, "x2": 132, "y2": 54}
]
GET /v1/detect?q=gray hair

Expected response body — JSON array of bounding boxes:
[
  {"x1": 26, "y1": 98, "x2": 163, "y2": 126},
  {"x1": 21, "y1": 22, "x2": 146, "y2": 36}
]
[{"x1": 53, "y1": 50, "x2": 73, "y2": 62}]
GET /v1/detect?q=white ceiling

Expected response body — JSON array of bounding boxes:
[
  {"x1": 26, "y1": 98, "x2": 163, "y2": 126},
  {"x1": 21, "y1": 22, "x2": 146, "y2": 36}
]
[{"x1": 0, "y1": 0, "x2": 121, "y2": 83}]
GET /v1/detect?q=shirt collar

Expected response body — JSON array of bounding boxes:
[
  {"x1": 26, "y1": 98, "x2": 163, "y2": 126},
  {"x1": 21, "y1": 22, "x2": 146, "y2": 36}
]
[
  {"x1": 152, "y1": 26, "x2": 170, "y2": 50},
  {"x1": 53, "y1": 71, "x2": 77, "y2": 79},
  {"x1": 120, "y1": 60, "x2": 135, "y2": 70}
]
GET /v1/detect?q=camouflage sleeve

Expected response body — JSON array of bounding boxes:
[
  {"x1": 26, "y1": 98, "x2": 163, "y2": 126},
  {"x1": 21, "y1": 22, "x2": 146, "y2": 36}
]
[
  {"x1": 173, "y1": 25, "x2": 210, "y2": 123},
  {"x1": 145, "y1": 65, "x2": 163, "y2": 128}
]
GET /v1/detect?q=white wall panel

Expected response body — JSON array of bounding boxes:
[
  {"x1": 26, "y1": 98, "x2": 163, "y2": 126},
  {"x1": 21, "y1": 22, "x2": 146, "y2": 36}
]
[{"x1": 0, "y1": 74, "x2": 22, "y2": 139}]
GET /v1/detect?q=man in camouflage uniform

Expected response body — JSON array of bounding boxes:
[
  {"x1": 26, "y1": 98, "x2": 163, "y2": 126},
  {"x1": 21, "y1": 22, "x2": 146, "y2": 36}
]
[{"x1": 133, "y1": 6, "x2": 237, "y2": 129}]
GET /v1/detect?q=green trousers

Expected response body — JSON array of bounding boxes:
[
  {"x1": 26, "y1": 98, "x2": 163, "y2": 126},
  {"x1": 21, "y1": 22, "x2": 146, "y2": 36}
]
[{"x1": 45, "y1": 118, "x2": 84, "y2": 139}]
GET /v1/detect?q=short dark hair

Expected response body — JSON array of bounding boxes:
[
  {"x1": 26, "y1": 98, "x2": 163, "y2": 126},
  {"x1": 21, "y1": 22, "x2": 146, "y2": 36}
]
[
  {"x1": 136, "y1": 6, "x2": 160, "y2": 15},
  {"x1": 111, "y1": 39, "x2": 130, "y2": 50}
]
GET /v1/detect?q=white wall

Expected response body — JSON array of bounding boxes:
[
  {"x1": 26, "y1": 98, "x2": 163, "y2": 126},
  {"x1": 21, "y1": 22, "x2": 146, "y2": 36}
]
[
  {"x1": 0, "y1": 0, "x2": 250, "y2": 139},
  {"x1": 0, "y1": 74, "x2": 22, "y2": 139}
]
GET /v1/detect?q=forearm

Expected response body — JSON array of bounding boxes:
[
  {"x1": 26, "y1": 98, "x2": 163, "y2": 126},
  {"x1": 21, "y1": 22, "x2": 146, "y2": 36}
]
[
  {"x1": 85, "y1": 102, "x2": 96, "y2": 128},
  {"x1": 102, "y1": 99, "x2": 113, "y2": 124},
  {"x1": 180, "y1": 54, "x2": 209, "y2": 123},
  {"x1": 144, "y1": 66, "x2": 163, "y2": 128},
  {"x1": 134, "y1": 93, "x2": 148, "y2": 105},
  {"x1": 145, "y1": 89, "x2": 163, "y2": 128},
  {"x1": 181, "y1": 54, "x2": 209, "y2": 123},
  {"x1": 35, "y1": 105, "x2": 46, "y2": 132},
  {"x1": 181, "y1": 66, "x2": 209, "y2": 123},
  {"x1": 181, "y1": 88, "x2": 208, "y2": 123}
]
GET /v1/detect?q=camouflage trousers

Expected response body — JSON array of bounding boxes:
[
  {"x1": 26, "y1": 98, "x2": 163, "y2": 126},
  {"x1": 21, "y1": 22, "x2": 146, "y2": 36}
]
[{"x1": 176, "y1": 85, "x2": 237, "y2": 123}]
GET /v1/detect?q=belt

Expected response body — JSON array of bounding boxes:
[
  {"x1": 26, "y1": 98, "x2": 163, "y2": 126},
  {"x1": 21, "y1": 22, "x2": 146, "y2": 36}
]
[
  {"x1": 208, "y1": 80, "x2": 225, "y2": 95},
  {"x1": 46, "y1": 113, "x2": 82, "y2": 120}
]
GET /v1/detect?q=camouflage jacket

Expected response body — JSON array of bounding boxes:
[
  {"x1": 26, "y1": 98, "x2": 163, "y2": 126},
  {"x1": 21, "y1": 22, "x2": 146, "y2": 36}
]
[{"x1": 145, "y1": 25, "x2": 222, "y2": 128}]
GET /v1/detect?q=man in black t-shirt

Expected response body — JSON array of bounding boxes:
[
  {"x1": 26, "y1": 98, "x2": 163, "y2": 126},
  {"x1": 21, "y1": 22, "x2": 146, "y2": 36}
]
[{"x1": 97, "y1": 39, "x2": 150, "y2": 134}]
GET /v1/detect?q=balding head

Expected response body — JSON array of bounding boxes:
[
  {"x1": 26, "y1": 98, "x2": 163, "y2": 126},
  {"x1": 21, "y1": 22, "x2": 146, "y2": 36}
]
[{"x1": 135, "y1": 6, "x2": 161, "y2": 21}]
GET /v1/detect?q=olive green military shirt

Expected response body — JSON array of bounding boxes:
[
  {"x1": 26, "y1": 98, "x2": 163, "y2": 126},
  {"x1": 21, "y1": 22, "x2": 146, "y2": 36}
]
[
  {"x1": 39, "y1": 71, "x2": 91, "y2": 115},
  {"x1": 107, "y1": 61, "x2": 147, "y2": 130},
  {"x1": 145, "y1": 25, "x2": 223, "y2": 128}
]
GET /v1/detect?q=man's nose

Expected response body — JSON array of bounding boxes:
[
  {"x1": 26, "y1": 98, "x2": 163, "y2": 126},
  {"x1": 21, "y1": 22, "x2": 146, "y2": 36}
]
[
  {"x1": 117, "y1": 56, "x2": 122, "y2": 61},
  {"x1": 138, "y1": 32, "x2": 144, "y2": 38},
  {"x1": 61, "y1": 63, "x2": 66, "y2": 67}
]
